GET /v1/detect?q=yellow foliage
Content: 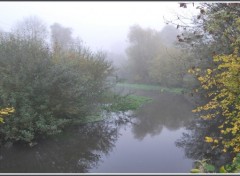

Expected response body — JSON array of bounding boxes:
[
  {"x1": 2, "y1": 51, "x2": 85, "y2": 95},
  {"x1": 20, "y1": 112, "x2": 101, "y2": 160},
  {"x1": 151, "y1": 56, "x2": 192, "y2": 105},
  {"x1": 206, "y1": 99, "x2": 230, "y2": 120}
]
[
  {"x1": 207, "y1": 69, "x2": 212, "y2": 74},
  {"x1": 198, "y1": 76, "x2": 204, "y2": 82},
  {"x1": 192, "y1": 47, "x2": 240, "y2": 153},
  {"x1": 0, "y1": 107, "x2": 15, "y2": 124},
  {"x1": 205, "y1": 137, "x2": 218, "y2": 144},
  {"x1": 205, "y1": 136, "x2": 214, "y2": 143}
]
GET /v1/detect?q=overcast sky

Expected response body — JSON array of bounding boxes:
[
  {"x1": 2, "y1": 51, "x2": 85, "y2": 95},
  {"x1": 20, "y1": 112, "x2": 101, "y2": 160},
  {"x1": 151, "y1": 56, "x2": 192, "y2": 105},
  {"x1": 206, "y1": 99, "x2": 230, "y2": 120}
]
[{"x1": 0, "y1": 1, "x2": 198, "y2": 53}]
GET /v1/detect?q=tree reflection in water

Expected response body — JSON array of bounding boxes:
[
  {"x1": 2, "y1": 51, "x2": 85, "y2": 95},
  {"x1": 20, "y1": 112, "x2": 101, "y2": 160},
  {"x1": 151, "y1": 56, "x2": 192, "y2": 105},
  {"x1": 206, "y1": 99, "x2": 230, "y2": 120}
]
[
  {"x1": 0, "y1": 120, "x2": 121, "y2": 173},
  {"x1": 131, "y1": 93, "x2": 194, "y2": 140},
  {"x1": 0, "y1": 92, "x2": 199, "y2": 173},
  {"x1": 175, "y1": 117, "x2": 234, "y2": 169}
]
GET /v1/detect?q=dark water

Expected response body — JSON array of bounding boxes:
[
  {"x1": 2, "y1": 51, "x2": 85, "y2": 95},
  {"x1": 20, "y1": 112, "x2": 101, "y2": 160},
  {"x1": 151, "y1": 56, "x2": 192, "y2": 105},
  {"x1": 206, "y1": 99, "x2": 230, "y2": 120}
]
[{"x1": 0, "y1": 92, "x2": 195, "y2": 173}]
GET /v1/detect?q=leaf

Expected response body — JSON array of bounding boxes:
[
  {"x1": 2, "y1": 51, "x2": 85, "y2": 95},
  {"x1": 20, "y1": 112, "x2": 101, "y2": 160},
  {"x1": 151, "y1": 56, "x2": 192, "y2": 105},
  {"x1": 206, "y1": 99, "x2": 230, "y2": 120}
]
[
  {"x1": 207, "y1": 69, "x2": 212, "y2": 74},
  {"x1": 219, "y1": 166, "x2": 227, "y2": 173},
  {"x1": 205, "y1": 164, "x2": 215, "y2": 172},
  {"x1": 205, "y1": 136, "x2": 214, "y2": 143},
  {"x1": 0, "y1": 118, "x2": 4, "y2": 123},
  {"x1": 190, "y1": 169, "x2": 200, "y2": 173}
]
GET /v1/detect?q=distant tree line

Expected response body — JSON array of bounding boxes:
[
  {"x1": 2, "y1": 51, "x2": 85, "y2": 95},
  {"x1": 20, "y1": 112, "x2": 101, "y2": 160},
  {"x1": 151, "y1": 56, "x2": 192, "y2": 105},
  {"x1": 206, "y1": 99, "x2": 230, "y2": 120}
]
[{"x1": 121, "y1": 24, "x2": 195, "y2": 88}]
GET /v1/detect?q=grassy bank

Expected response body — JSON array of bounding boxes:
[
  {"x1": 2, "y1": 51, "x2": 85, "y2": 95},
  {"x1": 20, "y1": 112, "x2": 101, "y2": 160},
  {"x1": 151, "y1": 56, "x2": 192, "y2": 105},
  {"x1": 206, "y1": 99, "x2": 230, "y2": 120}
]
[
  {"x1": 116, "y1": 83, "x2": 184, "y2": 94},
  {"x1": 74, "y1": 83, "x2": 184, "y2": 124},
  {"x1": 74, "y1": 94, "x2": 153, "y2": 124},
  {"x1": 106, "y1": 94, "x2": 153, "y2": 112}
]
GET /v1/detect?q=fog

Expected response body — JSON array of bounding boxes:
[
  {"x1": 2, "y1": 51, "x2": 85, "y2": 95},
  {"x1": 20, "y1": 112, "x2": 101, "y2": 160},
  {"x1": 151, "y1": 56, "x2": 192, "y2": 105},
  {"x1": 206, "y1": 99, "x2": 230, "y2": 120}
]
[
  {"x1": 0, "y1": 1, "x2": 197, "y2": 54},
  {"x1": 0, "y1": 1, "x2": 200, "y2": 87},
  {"x1": 0, "y1": 2, "x2": 214, "y2": 173}
]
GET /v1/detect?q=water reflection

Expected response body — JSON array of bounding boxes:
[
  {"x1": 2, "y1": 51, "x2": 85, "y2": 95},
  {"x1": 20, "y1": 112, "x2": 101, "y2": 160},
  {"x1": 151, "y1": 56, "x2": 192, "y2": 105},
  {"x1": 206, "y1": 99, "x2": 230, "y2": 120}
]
[
  {"x1": 0, "y1": 121, "x2": 119, "y2": 173},
  {"x1": 132, "y1": 93, "x2": 194, "y2": 140},
  {"x1": 176, "y1": 117, "x2": 234, "y2": 168},
  {"x1": 0, "y1": 92, "x2": 196, "y2": 173}
]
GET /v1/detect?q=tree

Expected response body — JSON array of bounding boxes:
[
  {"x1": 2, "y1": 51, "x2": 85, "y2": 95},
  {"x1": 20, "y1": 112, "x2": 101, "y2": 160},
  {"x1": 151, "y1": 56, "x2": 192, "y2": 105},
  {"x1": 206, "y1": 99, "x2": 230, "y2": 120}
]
[
  {"x1": 172, "y1": 2, "x2": 240, "y2": 166},
  {"x1": 149, "y1": 44, "x2": 193, "y2": 87},
  {"x1": 50, "y1": 23, "x2": 74, "y2": 53},
  {"x1": 0, "y1": 17, "x2": 114, "y2": 143},
  {"x1": 125, "y1": 24, "x2": 193, "y2": 87},
  {"x1": 191, "y1": 48, "x2": 240, "y2": 153},
  {"x1": 12, "y1": 16, "x2": 48, "y2": 43},
  {"x1": 126, "y1": 25, "x2": 164, "y2": 83}
]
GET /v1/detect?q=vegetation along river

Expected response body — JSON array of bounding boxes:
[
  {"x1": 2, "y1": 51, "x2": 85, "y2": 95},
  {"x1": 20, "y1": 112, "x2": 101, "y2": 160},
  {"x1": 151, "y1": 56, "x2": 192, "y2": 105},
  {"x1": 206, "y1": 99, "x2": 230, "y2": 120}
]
[
  {"x1": 1, "y1": 3, "x2": 239, "y2": 173},
  {"x1": 0, "y1": 86, "x2": 195, "y2": 173}
]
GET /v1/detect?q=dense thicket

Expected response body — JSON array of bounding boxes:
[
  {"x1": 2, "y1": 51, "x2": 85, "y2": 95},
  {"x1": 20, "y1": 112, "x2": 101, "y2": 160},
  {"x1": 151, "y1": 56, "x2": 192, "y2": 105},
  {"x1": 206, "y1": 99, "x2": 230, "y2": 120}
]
[{"x1": 0, "y1": 17, "x2": 113, "y2": 143}]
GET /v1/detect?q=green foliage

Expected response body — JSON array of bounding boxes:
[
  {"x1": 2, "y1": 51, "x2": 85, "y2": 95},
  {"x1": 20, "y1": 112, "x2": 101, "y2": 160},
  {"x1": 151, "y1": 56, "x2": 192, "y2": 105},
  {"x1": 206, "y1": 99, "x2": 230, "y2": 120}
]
[
  {"x1": 205, "y1": 164, "x2": 215, "y2": 172},
  {"x1": 224, "y1": 153, "x2": 240, "y2": 173},
  {"x1": 0, "y1": 17, "x2": 113, "y2": 143},
  {"x1": 117, "y1": 83, "x2": 184, "y2": 94},
  {"x1": 191, "y1": 159, "x2": 216, "y2": 173},
  {"x1": 190, "y1": 169, "x2": 200, "y2": 173},
  {"x1": 72, "y1": 94, "x2": 153, "y2": 124},
  {"x1": 219, "y1": 166, "x2": 227, "y2": 173},
  {"x1": 104, "y1": 94, "x2": 152, "y2": 112},
  {"x1": 191, "y1": 153, "x2": 240, "y2": 173}
]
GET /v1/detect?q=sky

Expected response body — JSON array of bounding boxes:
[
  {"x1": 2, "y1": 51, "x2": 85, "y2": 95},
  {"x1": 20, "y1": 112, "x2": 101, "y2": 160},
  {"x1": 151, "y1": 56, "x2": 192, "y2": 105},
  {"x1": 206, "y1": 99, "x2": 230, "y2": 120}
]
[{"x1": 0, "y1": 1, "x2": 198, "y2": 53}]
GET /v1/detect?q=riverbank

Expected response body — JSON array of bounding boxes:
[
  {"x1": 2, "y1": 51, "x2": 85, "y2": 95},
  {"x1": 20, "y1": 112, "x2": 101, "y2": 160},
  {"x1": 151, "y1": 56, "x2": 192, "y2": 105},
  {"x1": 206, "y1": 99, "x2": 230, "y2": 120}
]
[
  {"x1": 78, "y1": 82, "x2": 186, "y2": 124},
  {"x1": 116, "y1": 83, "x2": 184, "y2": 94},
  {"x1": 0, "y1": 87, "x2": 195, "y2": 173}
]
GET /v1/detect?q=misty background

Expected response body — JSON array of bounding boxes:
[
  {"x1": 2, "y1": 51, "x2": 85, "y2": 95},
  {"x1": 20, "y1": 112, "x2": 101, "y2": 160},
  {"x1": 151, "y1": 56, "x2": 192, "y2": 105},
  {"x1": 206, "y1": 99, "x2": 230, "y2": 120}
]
[
  {"x1": 1, "y1": 2, "x2": 239, "y2": 173},
  {"x1": 0, "y1": 2, "x2": 197, "y2": 55}
]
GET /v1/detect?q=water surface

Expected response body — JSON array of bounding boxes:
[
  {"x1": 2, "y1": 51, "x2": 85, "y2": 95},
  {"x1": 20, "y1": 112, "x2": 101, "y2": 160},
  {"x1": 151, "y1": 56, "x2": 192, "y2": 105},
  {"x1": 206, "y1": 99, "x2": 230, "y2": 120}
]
[{"x1": 0, "y1": 92, "x2": 194, "y2": 173}]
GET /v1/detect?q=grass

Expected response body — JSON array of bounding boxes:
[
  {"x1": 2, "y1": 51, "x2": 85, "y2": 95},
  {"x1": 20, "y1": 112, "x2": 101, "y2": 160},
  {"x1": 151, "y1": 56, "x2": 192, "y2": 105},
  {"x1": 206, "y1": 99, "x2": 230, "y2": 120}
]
[
  {"x1": 107, "y1": 94, "x2": 153, "y2": 112},
  {"x1": 73, "y1": 94, "x2": 153, "y2": 124},
  {"x1": 116, "y1": 82, "x2": 184, "y2": 94},
  {"x1": 127, "y1": 95, "x2": 153, "y2": 109},
  {"x1": 73, "y1": 82, "x2": 183, "y2": 124}
]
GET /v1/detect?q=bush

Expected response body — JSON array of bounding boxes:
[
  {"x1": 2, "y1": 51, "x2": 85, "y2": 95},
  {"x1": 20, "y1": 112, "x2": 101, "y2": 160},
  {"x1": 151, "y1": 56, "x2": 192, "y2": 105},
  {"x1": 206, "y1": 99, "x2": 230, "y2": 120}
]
[{"x1": 0, "y1": 27, "x2": 113, "y2": 143}]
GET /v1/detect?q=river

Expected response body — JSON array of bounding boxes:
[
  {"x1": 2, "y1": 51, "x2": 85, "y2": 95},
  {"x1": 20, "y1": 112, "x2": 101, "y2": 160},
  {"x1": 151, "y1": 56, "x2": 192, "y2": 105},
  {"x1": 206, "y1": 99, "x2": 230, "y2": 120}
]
[{"x1": 0, "y1": 91, "x2": 195, "y2": 173}]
